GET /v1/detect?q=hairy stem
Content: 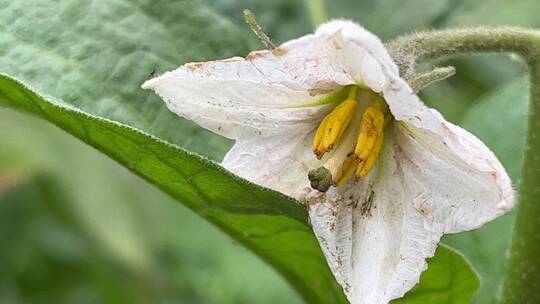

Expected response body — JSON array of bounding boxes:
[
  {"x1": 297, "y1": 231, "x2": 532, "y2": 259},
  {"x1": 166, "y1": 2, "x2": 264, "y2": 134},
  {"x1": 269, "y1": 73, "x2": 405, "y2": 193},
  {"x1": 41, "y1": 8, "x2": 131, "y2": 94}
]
[
  {"x1": 388, "y1": 27, "x2": 540, "y2": 78},
  {"x1": 389, "y1": 28, "x2": 540, "y2": 303},
  {"x1": 409, "y1": 66, "x2": 456, "y2": 93},
  {"x1": 503, "y1": 58, "x2": 540, "y2": 304}
]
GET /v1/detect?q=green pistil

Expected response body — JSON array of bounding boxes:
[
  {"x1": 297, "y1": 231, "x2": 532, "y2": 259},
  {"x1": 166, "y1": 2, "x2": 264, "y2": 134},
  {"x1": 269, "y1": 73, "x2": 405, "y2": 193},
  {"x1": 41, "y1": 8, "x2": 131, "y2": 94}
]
[{"x1": 308, "y1": 166, "x2": 332, "y2": 192}]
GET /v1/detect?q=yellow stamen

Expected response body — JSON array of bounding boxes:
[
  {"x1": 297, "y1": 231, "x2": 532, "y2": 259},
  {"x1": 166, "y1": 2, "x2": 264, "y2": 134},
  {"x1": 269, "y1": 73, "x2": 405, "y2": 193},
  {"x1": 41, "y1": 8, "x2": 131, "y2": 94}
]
[
  {"x1": 312, "y1": 86, "x2": 359, "y2": 159},
  {"x1": 318, "y1": 122, "x2": 358, "y2": 187},
  {"x1": 312, "y1": 114, "x2": 331, "y2": 155},
  {"x1": 355, "y1": 131, "x2": 384, "y2": 180},
  {"x1": 321, "y1": 99, "x2": 357, "y2": 147},
  {"x1": 309, "y1": 89, "x2": 391, "y2": 190},
  {"x1": 354, "y1": 106, "x2": 385, "y2": 161},
  {"x1": 335, "y1": 153, "x2": 358, "y2": 186}
]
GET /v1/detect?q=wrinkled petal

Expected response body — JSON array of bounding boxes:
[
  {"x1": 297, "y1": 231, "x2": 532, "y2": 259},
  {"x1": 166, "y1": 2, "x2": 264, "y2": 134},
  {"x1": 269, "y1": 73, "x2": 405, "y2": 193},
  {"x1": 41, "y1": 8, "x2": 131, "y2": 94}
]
[
  {"x1": 383, "y1": 77, "x2": 515, "y2": 229},
  {"x1": 309, "y1": 132, "x2": 431, "y2": 304},
  {"x1": 142, "y1": 67, "x2": 332, "y2": 139},
  {"x1": 308, "y1": 71, "x2": 514, "y2": 304},
  {"x1": 315, "y1": 20, "x2": 400, "y2": 82},
  {"x1": 142, "y1": 20, "x2": 393, "y2": 140},
  {"x1": 308, "y1": 118, "x2": 513, "y2": 303}
]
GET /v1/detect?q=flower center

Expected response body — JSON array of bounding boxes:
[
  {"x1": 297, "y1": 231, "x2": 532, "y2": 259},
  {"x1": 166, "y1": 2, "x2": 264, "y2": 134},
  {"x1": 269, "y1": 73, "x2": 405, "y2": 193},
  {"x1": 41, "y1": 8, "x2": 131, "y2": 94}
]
[{"x1": 308, "y1": 86, "x2": 390, "y2": 192}]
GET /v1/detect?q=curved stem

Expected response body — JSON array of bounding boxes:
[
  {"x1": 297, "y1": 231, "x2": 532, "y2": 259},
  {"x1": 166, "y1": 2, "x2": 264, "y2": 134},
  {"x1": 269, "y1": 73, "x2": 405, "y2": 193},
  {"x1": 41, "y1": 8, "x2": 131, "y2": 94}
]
[
  {"x1": 388, "y1": 27, "x2": 540, "y2": 78},
  {"x1": 504, "y1": 58, "x2": 540, "y2": 304},
  {"x1": 389, "y1": 28, "x2": 540, "y2": 304}
]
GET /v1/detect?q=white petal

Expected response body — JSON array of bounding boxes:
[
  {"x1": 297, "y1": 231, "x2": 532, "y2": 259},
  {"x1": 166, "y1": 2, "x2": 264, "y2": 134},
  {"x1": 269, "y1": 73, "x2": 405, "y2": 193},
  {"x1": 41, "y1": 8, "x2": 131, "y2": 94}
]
[
  {"x1": 223, "y1": 126, "x2": 317, "y2": 199},
  {"x1": 142, "y1": 20, "x2": 395, "y2": 140},
  {"x1": 141, "y1": 32, "x2": 347, "y2": 140},
  {"x1": 315, "y1": 20, "x2": 399, "y2": 78},
  {"x1": 383, "y1": 77, "x2": 515, "y2": 231},
  {"x1": 308, "y1": 132, "x2": 441, "y2": 304},
  {"x1": 142, "y1": 67, "x2": 332, "y2": 139},
  {"x1": 308, "y1": 117, "x2": 514, "y2": 304}
]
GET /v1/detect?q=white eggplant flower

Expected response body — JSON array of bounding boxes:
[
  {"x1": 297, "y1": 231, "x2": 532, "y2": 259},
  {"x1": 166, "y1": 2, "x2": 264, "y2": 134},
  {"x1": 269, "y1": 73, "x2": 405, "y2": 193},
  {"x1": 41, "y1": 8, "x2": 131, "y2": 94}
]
[{"x1": 142, "y1": 20, "x2": 514, "y2": 304}]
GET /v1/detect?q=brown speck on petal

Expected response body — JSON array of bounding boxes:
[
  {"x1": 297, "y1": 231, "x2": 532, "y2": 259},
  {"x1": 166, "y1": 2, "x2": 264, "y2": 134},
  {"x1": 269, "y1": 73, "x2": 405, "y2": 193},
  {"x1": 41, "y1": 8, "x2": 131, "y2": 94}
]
[
  {"x1": 186, "y1": 57, "x2": 245, "y2": 70},
  {"x1": 307, "y1": 193, "x2": 327, "y2": 208},
  {"x1": 272, "y1": 47, "x2": 287, "y2": 56},
  {"x1": 186, "y1": 62, "x2": 204, "y2": 71},
  {"x1": 359, "y1": 190, "x2": 375, "y2": 217}
]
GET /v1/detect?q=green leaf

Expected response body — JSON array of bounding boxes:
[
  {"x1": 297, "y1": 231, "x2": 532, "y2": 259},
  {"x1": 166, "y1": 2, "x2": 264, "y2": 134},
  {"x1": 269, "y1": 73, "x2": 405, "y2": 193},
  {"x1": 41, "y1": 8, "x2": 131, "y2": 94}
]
[
  {"x1": 0, "y1": 0, "x2": 250, "y2": 160},
  {"x1": 0, "y1": 74, "x2": 347, "y2": 304},
  {"x1": 392, "y1": 245, "x2": 480, "y2": 304},
  {"x1": 443, "y1": 79, "x2": 528, "y2": 304}
]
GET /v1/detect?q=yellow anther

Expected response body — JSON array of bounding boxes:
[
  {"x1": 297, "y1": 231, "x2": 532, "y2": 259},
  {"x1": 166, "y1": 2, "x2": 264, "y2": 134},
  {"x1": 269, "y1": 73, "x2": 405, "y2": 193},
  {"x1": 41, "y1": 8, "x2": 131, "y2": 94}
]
[
  {"x1": 312, "y1": 114, "x2": 331, "y2": 156},
  {"x1": 309, "y1": 88, "x2": 391, "y2": 189},
  {"x1": 355, "y1": 131, "x2": 384, "y2": 180},
  {"x1": 312, "y1": 87, "x2": 359, "y2": 159},
  {"x1": 334, "y1": 153, "x2": 358, "y2": 186},
  {"x1": 316, "y1": 124, "x2": 358, "y2": 188},
  {"x1": 354, "y1": 106, "x2": 385, "y2": 161},
  {"x1": 321, "y1": 99, "x2": 357, "y2": 147}
]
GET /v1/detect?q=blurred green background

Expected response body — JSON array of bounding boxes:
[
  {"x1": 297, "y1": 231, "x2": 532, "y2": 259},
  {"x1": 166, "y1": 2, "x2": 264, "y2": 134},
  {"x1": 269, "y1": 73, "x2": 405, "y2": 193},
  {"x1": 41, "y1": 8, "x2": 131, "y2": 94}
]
[{"x1": 0, "y1": 0, "x2": 537, "y2": 303}]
